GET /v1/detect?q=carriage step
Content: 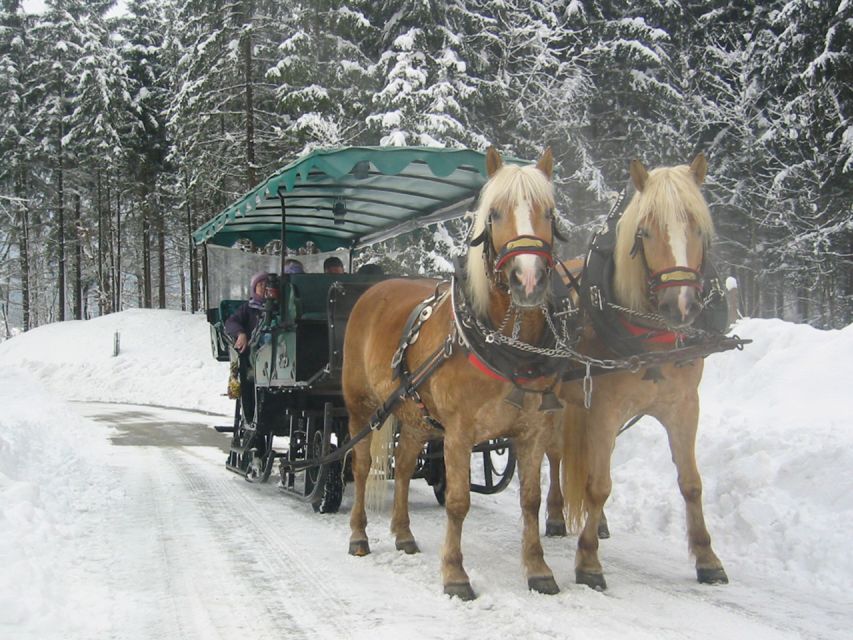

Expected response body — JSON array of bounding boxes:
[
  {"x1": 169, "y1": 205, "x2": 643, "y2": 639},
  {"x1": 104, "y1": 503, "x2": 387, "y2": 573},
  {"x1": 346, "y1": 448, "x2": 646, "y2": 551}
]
[{"x1": 214, "y1": 425, "x2": 235, "y2": 433}]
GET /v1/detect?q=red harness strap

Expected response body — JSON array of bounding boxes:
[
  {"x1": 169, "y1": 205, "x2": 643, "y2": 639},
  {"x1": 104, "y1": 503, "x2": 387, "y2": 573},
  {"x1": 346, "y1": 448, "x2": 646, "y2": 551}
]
[
  {"x1": 617, "y1": 315, "x2": 683, "y2": 345},
  {"x1": 466, "y1": 352, "x2": 541, "y2": 385}
]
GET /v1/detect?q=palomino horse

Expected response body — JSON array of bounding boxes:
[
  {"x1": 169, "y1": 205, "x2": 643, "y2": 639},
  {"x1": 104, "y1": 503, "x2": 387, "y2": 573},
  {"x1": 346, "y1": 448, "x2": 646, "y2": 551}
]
[
  {"x1": 343, "y1": 147, "x2": 562, "y2": 600},
  {"x1": 560, "y1": 154, "x2": 729, "y2": 590}
]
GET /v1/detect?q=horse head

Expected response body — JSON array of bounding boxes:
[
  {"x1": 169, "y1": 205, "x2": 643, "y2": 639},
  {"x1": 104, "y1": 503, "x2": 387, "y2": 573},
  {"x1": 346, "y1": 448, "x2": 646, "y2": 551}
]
[
  {"x1": 614, "y1": 154, "x2": 714, "y2": 328},
  {"x1": 467, "y1": 147, "x2": 557, "y2": 316}
]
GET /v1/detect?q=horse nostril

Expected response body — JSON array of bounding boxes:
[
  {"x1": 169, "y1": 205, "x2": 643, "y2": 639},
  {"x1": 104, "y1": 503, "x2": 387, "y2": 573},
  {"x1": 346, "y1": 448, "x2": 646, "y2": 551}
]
[{"x1": 659, "y1": 300, "x2": 675, "y2": 319}]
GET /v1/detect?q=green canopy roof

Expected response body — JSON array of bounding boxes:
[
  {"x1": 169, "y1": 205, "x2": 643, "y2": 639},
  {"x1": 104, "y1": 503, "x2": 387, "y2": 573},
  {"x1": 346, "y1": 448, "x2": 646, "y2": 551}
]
[{"x1": 192, "y1": 146, "x2": 527, "y2": 252}]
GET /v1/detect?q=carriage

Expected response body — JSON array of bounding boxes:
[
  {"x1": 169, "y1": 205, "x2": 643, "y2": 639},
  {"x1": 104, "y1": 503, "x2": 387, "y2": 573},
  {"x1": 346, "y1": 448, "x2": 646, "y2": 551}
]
[{"x1": 193, "y1": 146, "x2": 518, "y2": 512}]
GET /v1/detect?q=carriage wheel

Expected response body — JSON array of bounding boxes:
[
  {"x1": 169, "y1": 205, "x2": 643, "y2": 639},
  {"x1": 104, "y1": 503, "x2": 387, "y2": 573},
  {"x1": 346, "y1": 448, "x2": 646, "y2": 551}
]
[{"x1": 227, "y1": 398, "x2": 274, "y2": 483}]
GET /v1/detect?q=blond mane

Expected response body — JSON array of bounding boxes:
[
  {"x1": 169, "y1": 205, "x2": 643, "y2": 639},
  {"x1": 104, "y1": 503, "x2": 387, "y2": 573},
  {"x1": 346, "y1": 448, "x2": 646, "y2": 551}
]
[
  {"x1": 465, "y1": 163, "x2": 555, "y2": 317},
  {"x1": 613, "y1": 164, "x2": 714, "y2": 312}
]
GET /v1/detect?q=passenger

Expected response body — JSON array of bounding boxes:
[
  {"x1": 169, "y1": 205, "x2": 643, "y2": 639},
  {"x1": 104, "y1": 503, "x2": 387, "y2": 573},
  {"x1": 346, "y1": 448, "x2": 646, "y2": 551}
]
[
  {"x1": 284, "y1": 258, "x2": 304, "y2": 274},
  {"x1": 357, "y1": 263, "x2": 383, "y2": 275},
  {"x1": 225, "y1": 271, "x2": 267, "y2": 354},
  {"x1": 323, "y1": 256, "x2": 345, "y2": 274},
  {"x1": 224, "y1": 272, "x2": 269, "y2": 421}
]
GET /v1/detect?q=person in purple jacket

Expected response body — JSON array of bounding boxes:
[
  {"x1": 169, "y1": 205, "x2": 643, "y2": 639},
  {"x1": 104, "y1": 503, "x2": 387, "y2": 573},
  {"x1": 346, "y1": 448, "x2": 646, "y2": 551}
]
[
  {"x1": 225, "y1": 271, "x2": 268, "y2": 421},
  {"x1": 225, "y1": 271, "x2": 268, "y2": 353}
]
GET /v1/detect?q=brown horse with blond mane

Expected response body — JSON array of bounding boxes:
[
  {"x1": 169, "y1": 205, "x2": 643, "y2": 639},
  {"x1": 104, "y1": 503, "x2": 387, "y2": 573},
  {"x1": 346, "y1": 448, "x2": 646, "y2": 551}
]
[
  {"x1": 342, "y1": 147, "x2": 564, "y2": 600},
  {"x1": 559, "y1": 154, "x2": 731, "y2": 590}
]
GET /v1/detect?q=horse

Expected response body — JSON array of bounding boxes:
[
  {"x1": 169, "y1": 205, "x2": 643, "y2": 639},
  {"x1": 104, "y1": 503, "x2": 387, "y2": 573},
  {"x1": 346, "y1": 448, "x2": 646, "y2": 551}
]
[
  {"x1": 559, "y1": 154, "x2": 730, "y2": 590},
  {"x1": 342, "y1": 146, "x2": 563, "y2": 600}
]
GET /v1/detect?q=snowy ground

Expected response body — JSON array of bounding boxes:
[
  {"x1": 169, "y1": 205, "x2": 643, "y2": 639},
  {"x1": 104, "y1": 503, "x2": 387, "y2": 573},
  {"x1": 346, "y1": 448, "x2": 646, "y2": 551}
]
[{"x1": 0, "y1": 310, "x2": 851, "y2": 639}]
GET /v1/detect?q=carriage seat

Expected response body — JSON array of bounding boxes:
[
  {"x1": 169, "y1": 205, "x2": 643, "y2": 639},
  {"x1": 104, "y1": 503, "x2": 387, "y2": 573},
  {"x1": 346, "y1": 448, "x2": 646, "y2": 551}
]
[{"x1": 285, "y1": 273, "x2": 389, "y2": 380}]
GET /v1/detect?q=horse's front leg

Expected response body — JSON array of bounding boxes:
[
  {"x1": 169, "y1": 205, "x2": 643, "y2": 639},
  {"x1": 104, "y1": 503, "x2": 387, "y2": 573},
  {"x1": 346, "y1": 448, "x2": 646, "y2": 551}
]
[
  {"x1": 440, "y1": 423, "x2": 475, "y2": 600},
  {"x1": 516, "y1": 422, "x2": 560, "y2": 594},
  {"x1": 544, "y1": 426, "x2": 567, "y2": 537},
  {"x1": 658, "y1": 399, "x2": 727, "y2": 584},
  {"x1": 390, "y1": 423, "x2": 424, "y2": 554}
]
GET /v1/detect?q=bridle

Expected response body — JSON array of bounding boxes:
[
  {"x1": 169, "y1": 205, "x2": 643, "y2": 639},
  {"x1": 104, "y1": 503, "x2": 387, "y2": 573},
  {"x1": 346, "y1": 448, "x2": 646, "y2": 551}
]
[
  {"x1": 468, "y1": 208, "x2": 562, "y2": 287},
  {"x1": 628, "y1": 226, "x2": 705, "y2": 306}
]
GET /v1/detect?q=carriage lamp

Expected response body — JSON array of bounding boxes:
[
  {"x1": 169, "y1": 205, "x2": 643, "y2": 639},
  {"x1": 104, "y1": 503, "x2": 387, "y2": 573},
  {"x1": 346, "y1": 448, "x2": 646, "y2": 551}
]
[{"x1": 333, "y1": 198, "x2": 347, "y2": 225}]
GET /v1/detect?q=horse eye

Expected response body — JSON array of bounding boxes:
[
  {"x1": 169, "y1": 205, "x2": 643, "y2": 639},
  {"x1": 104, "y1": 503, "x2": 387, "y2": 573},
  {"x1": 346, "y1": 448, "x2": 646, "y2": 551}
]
[
  {"x1": 489, "y1": 207, "x2": 502, "y2": 221},
  {"x1": 544, "y1": 208, "x2": 554, "y2": 220},
  {"x1": 640, "y1": 228, "x2": 650, "y2": 239}
]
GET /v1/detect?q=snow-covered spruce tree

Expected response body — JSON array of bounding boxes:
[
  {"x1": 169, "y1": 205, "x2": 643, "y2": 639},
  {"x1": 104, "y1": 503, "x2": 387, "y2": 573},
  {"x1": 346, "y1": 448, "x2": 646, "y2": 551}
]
[
  {"x1": 119, "y1": 0, "x2": 171, "y2": 309},
  {"x1": 363, "y1": 0, "x2": 485, "y2": 148},
  {"x1": 167, "y1": 0, "x2": 286, "y2": 215},
  {"x1": 0, "y1": 0, "x2": 33, "y2": 331},
  {"x1": 26, "y1": 0, "x2": 96, "y2": 322},
  {"x1": 267, "y1": 0, "x2": 375, "y2": 154}
]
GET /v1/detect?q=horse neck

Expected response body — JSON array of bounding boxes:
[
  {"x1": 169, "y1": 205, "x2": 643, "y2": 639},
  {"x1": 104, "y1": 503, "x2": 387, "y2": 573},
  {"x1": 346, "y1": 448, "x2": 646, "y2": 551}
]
[{"x1": 485, "y1": 289, "x2": 545, "y2": 344}]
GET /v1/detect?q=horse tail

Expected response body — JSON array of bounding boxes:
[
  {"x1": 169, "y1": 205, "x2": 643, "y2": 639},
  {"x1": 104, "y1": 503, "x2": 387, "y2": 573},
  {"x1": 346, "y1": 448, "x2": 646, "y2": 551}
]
[
  {"x1": 365, "y1": 415, "x2": 395, "y2": 513},
  {"x1": 561, "y1": 403, "x2": 589, "y2": 532}
]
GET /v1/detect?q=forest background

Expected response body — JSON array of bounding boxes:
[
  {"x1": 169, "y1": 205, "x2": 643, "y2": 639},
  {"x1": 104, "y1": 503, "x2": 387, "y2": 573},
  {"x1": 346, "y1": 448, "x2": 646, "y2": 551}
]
[{"x1": 0, "y1": 0, "x2": 849, "y2": 335}]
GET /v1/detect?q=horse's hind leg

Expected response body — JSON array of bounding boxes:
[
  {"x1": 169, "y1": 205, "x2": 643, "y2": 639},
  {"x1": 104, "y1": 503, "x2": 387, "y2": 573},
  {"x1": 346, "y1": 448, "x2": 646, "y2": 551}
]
[
  {"x1": 347, "y1": 408, "x2": 373, "y2": 556},
  {"x1": 659, "y1": 400, "x2": 727, "y2": 584},
  {"x1": 574, "y1": 406, "x2": 617, "y2": 591},
  {"x1": 516, "y1": 425, "x2": 560, "y2": 594},
  {"x1": 544, "y1": 428, "x2": 567, "y2": 537},
  {"x1": 390, "y1": 422, "x2": 423, "y2": 554}
]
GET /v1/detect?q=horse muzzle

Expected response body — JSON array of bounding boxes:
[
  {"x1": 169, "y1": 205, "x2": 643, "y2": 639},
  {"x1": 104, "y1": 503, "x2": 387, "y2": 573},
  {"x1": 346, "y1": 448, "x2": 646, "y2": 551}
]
[{"x1": 506, "y1": 255, "x2": 550, "y2": 307}]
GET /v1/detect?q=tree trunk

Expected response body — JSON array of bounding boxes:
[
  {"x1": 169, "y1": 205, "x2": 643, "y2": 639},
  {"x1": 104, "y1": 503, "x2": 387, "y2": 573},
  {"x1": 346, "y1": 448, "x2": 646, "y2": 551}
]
[
  {"x1": 115, "y1": 189, "x2": 122, "y2": 311},
  {"x1": 242, "y1": 5, "x2": 256, "y2": 189},
  {"x1": 74, "y1": 192, "x2": 82, "y2": 320},
  {"x1": 187, "y1": 194, "x2": 197, "y2": 312},
  {"x1": 16, "y1": 172, "x2": 30, "y2": 331},
  {"x1": 142, "y1": 200, "x2": 152, "y2": 308},
  {"x1": 157, "y1": 203, "x2": 166, "y2": 309},
  {"x1": 57, "y1": 157, "x2": 65, "y2": 321}
]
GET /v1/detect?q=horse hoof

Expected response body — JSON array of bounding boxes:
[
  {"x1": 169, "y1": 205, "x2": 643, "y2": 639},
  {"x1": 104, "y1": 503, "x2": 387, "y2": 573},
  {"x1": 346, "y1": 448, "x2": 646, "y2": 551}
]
[
  {"x1": 444, "y1": 582, "x2": 476, "y2": 601},
  {"x1": 395, "y1": 539, "x2": 420, "y2": 554},
  {"x1": 545, "y1": 520, "x2": 567, "y2": 537},
  {"x1": 528, "y1": 576, "x2": 560, "y2": 595},
  {"x1": 348, "y1": 540, "x2": 370, "y2": 556},
  {"x1": 597, "y1": 521, "x2": 611, "y2": 539},
  {"x1": 576, "y1": 570, "x2": 607, "y2": 591},
  {"x1": 697, "y1": 567, "x2": 729, "y2": 584}
]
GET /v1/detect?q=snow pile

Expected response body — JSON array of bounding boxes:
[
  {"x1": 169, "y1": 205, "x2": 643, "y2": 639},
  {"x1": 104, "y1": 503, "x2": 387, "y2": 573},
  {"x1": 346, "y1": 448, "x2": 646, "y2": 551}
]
[
  {"x1": 608, "y1": 318, "x2": 853, "y2": 595},
  {"x1": 0, "y1": 309, "x2": 231, "y2": 415},
  {"x1": 0, "y1": 370, "x2": 116, "y2": 637}
]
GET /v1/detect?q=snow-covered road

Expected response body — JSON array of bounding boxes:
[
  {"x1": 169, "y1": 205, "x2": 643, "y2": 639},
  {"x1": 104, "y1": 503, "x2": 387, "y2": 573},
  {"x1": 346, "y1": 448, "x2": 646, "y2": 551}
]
[
  {"x1": 64, "y1": 401, "x2": 848, "y2": 640},
  {"x1": 3, "y1": 311, "x2": 851, "y2": 639}
]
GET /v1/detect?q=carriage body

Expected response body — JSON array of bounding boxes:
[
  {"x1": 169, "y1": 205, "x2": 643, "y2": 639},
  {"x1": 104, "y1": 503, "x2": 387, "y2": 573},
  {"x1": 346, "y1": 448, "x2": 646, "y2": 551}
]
[{"x1": 193, "y1": 147, "x2": 519, "y2": 511}]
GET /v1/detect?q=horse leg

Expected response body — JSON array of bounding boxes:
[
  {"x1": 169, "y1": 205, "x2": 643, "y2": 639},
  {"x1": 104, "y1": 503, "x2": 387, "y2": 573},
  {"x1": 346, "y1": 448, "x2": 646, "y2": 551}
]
[
  {"x1": 544, "y1": 428, "x2": 566, "y2": 537},
  {"x1": 390, "y1": 425, "x2": 423, "y2": 554},
  {"x1": 659, "y1": 401, "x2": 727, "y2": 584},
  {"x1": 575, "y1": 408, "x2": 617, "y2": 590},
  {"x1": 516, "y1": 427, "x2": 560, "y2": 594},
  {"x1": 347, "y1": 411, "x2": 373, "y2": 556},
  {"x1": 440, "y1": 425, "x2": 475, "y2": 600}
]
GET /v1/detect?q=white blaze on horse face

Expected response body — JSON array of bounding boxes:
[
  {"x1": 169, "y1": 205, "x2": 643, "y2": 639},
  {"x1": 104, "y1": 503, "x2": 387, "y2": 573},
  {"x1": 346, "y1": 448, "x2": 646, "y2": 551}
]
[
  {"x1": 513, "y1": 199, "x2": 539, "y2": 295},
  {"x1": 667, "y1": 218, "x2": 694, "y2": 320}
]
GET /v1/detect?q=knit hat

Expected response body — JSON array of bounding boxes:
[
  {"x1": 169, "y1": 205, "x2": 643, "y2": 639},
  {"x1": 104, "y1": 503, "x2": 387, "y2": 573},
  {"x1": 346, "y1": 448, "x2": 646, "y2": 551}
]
[{"x1": 250, "y1": 272, "x2": 268, "y2": 291}]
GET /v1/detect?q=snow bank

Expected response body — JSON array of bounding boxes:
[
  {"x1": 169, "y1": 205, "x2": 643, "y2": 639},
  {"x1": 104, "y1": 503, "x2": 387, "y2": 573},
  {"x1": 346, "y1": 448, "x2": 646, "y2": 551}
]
[
  {"x1": 0, "y1": 309, "x2": 231, "y2": 415},
  {"x1": 0, "y1": 370, "x2": 116, "y2": 638},
  {"x1": 609, "y1": 317, "x2": 853, "y2": 595}
]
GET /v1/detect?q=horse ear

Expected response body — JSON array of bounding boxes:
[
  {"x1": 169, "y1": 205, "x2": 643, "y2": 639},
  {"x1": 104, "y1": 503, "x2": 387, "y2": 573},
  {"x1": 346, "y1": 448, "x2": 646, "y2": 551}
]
[
  {"x1": 689, "y1": 153, "x2": 707, "y2": 185},
  {"x1": 537, "y1": 147, "x2": 554, "y2": 179},
  {"x1": 630, "y1": 159, "x2": 648, "y2": 192},
  {"x1": 486, "y1": 146, "x2": 503, "y2": 177}
]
